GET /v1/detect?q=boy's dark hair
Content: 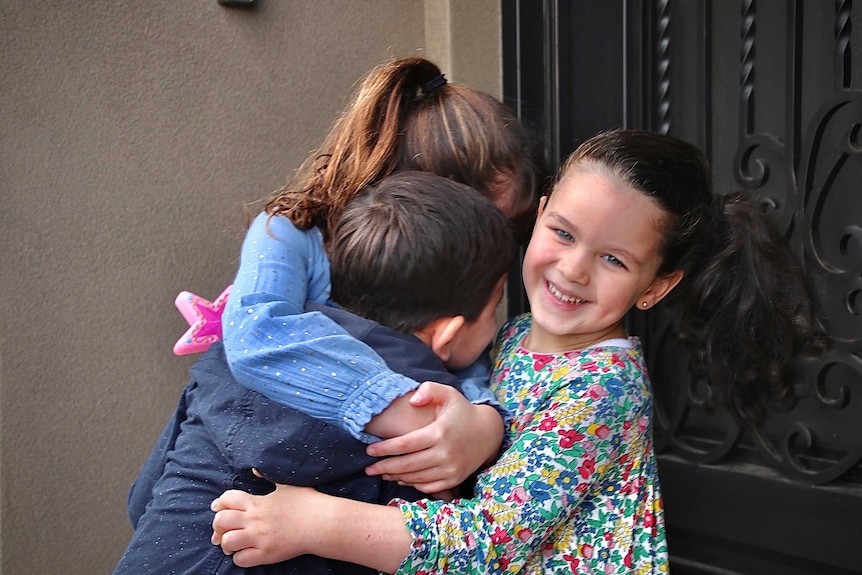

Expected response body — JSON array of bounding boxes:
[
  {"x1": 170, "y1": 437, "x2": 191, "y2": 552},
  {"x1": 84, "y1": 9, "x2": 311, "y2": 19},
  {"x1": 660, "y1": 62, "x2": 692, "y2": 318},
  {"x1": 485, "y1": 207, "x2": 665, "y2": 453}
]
[
  {"x1": 329, "y1": 171, "x2": 516, "y2": 334},
  {"x1": 558, "y1": 128, "x2": 828, "y2": 424}
]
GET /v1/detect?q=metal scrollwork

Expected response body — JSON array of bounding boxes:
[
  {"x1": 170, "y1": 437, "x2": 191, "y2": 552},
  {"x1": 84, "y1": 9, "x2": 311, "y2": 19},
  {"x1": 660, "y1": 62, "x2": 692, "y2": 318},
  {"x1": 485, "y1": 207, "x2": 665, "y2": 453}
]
[{"x1": 651, "y1": 1, "x2": 862, "y2": 486}]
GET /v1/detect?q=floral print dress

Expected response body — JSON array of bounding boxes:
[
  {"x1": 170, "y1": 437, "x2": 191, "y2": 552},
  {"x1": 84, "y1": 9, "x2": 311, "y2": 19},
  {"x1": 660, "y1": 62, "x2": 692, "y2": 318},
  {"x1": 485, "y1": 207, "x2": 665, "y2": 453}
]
[{"x1": 394, "y1": 314, "x2": 669, "y2": 574}]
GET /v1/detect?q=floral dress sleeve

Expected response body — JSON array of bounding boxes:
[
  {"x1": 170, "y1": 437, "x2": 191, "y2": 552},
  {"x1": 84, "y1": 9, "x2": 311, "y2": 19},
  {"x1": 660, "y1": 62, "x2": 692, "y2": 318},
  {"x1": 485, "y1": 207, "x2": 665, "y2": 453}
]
[{"x1": 393, "y1": 323, "x2": 660, "y2": 573}]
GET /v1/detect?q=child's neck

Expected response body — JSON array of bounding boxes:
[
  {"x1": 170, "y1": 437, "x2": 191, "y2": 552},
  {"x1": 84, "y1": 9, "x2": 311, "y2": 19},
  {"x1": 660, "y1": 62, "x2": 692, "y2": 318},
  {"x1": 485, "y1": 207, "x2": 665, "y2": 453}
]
[{"x1": 523, "y1": 321, "x2": 628, "y2": 353}]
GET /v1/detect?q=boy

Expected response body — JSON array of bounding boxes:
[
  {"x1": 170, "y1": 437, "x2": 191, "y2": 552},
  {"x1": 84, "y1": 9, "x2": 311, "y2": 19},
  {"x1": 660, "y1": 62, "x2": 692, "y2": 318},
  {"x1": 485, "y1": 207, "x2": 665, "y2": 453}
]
[{"x1": 114, "y1": 171, "x2": 516, "y2": 575}]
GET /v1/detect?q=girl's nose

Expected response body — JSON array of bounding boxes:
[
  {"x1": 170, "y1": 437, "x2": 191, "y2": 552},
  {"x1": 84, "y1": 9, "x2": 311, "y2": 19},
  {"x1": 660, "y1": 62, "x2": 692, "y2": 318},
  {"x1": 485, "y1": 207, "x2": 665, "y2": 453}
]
[{"x1": 558, "y1": 250, "x2": 590, "y2": 285}]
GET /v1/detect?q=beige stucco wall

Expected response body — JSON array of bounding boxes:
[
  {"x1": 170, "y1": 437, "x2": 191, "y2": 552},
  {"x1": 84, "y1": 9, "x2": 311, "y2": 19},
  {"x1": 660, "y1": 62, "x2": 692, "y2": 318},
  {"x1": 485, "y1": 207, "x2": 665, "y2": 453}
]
[{"x1": 0, "y1": 1, "x2": 501, "y2": 572}]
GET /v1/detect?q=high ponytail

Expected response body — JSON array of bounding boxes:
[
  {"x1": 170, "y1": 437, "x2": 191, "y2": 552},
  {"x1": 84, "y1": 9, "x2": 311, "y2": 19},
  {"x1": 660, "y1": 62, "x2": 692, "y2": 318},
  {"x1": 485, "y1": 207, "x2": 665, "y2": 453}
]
[
  {"x1": 267, "y1": 58, "x2": 445, "y2": 239},
  {"x1": 264, "y1": 57, "x2": 540, "y2": 243}
]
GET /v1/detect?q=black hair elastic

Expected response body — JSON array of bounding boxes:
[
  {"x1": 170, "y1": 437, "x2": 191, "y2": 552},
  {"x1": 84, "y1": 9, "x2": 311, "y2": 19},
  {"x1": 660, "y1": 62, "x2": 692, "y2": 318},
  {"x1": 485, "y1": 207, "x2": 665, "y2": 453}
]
[{"x1": 421, "y1": 74, "x2": 447, "y2": 95}]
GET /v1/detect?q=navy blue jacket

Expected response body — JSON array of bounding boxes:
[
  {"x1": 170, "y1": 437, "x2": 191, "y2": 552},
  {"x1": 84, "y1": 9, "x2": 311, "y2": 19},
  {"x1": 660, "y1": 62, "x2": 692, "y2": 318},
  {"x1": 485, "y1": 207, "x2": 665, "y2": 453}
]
[{"x1": 115, "y1": 304, "x2": 461, "y2": 575}]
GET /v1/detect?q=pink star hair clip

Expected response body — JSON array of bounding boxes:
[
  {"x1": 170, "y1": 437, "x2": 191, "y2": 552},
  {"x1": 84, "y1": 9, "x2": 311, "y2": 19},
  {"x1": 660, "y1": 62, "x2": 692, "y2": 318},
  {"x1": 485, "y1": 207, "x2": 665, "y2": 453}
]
[{"x1": 172, "y1": 285, "x2": 232, "y2": 355}]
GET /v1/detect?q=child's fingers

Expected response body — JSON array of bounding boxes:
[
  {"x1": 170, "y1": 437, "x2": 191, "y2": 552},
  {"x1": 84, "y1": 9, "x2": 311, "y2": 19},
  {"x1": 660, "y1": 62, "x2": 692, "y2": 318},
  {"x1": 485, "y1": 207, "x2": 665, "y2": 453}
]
[
  {"x1": 394, "y1": 467, "x2": 448, "y2": 483},
  {"x1": 231, "y1": 547, "x2": 267, "y2": 569},
  {"x1": 408, "y1": 381, "x2": 458, "y2": 407},
  {"x1": 218, "y1": 524, "x2": 258, "y2": 558},
  {"x1": 367, "y1": 458, "x2": 463, "y2": 493},
  {"x1": 366, "y1": 428, "x2": 435, "y2": 458},
  {"x1": 365, "y1": 445, "x2": 437, "y2": 476},
  {"x1": 368, "y1": 453, "x2": 436, "y2": 479},
  {"x1": 390, "y1": 469, "x2": 459, "y2": 491},
  {"x1": 211, "y1": 508, "x2": 244, "y2": 546},
  {"x1": 211, "y1": 489, "x2": 252, "y2": 513}
]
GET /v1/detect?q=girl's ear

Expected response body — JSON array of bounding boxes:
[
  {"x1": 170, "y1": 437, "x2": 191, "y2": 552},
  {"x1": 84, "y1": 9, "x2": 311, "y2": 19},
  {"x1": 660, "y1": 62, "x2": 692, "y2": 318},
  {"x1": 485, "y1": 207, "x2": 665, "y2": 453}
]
[
  {"x1": 639, "y1": 270, "x2": 684, "y2": 310},
  {"x1": 416, "y1": 316, "x2": 466, "y2": 363}
]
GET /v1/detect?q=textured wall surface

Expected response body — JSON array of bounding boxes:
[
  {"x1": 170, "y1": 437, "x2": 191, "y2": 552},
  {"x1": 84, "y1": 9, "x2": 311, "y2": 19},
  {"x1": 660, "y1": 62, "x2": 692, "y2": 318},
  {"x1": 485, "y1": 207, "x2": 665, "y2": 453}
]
[{"x1": 0, "y1": 1, "x2": 499, "y2": 572}]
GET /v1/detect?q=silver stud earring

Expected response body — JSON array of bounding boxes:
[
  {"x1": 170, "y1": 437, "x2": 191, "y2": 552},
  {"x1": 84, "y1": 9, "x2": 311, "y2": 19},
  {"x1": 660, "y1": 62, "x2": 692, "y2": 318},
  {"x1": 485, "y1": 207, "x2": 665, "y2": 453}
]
[{"x1": 642, "y1": 302, "x2": 649, "y2": 308}]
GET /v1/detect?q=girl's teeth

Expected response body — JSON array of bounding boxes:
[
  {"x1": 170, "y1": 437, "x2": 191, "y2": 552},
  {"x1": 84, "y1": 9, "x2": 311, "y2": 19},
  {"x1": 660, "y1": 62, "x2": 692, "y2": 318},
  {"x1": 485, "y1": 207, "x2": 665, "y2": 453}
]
[{"x1": 548, "y1": 282, "x2": 585, "y2": 304}]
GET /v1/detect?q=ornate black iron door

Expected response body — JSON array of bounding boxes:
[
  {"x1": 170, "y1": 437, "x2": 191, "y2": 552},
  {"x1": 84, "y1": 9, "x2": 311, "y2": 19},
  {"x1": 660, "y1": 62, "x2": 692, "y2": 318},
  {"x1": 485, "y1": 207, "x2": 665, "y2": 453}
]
[{"x1": 502, "y1": 1, "x2": 862, "y2": 573}]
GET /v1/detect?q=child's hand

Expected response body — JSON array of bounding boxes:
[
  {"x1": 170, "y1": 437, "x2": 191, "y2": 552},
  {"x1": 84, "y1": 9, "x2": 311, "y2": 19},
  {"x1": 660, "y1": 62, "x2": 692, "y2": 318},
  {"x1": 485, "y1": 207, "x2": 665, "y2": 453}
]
[
  {"x1": 364, "y1": 381, "x2": 504, "y2": 494},
  {"x1": 211, "y1": 484, "x2": 317, "y2": 567}
]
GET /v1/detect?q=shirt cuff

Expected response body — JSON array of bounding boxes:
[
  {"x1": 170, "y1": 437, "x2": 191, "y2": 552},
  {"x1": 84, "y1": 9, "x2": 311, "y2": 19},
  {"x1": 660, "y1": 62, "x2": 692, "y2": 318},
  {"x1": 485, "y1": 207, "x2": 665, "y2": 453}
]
[{"x1": 338, "y1": 372, "x2": 421, "y2": 443}]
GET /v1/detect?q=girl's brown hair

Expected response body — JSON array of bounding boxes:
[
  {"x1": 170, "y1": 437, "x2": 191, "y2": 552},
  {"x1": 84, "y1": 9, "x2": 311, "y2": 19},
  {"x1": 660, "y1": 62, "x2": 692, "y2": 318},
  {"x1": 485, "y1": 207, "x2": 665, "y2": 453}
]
[{"x1": 265, "y1": 57, "x2": 539, "y2": 242}]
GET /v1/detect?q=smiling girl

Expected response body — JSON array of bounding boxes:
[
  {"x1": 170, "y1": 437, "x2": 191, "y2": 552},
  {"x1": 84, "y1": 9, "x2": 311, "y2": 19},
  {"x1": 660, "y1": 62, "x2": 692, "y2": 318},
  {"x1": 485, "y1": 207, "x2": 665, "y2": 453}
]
[{"x1": 210, "y1": 129, "x2": 825, "y2": 574}]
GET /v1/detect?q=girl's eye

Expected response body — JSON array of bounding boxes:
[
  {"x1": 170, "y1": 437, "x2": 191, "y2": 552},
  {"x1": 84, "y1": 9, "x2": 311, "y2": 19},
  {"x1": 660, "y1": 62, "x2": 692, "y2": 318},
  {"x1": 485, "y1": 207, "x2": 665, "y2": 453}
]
[
  {"x1": 603, "y1": 254, "x2": 626, "y2": 268},
  {"x1": 554, "y1": 228, "x2": 573, "y2": 241}
]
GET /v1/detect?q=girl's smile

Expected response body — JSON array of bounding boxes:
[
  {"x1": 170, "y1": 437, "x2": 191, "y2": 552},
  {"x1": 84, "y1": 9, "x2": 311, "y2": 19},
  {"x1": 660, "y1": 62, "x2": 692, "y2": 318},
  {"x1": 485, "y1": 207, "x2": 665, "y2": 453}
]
[
  {"x1": 522, "y1": 164, "x2": 681, "y2": 353},
  {"x1": 546, "y1": 280, "x2": 587, "y2": 305}
]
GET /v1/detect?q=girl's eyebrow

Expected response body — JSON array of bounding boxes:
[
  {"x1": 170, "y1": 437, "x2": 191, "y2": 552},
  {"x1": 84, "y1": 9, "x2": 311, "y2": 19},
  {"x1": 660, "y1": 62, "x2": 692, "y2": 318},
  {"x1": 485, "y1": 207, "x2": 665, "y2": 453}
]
[
  {"x1": 545, "y1": 210, "x2": 578, "y2": 233},
  {"x1": 546, "y1": 210, "x2": 642, "y2": 266}
]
